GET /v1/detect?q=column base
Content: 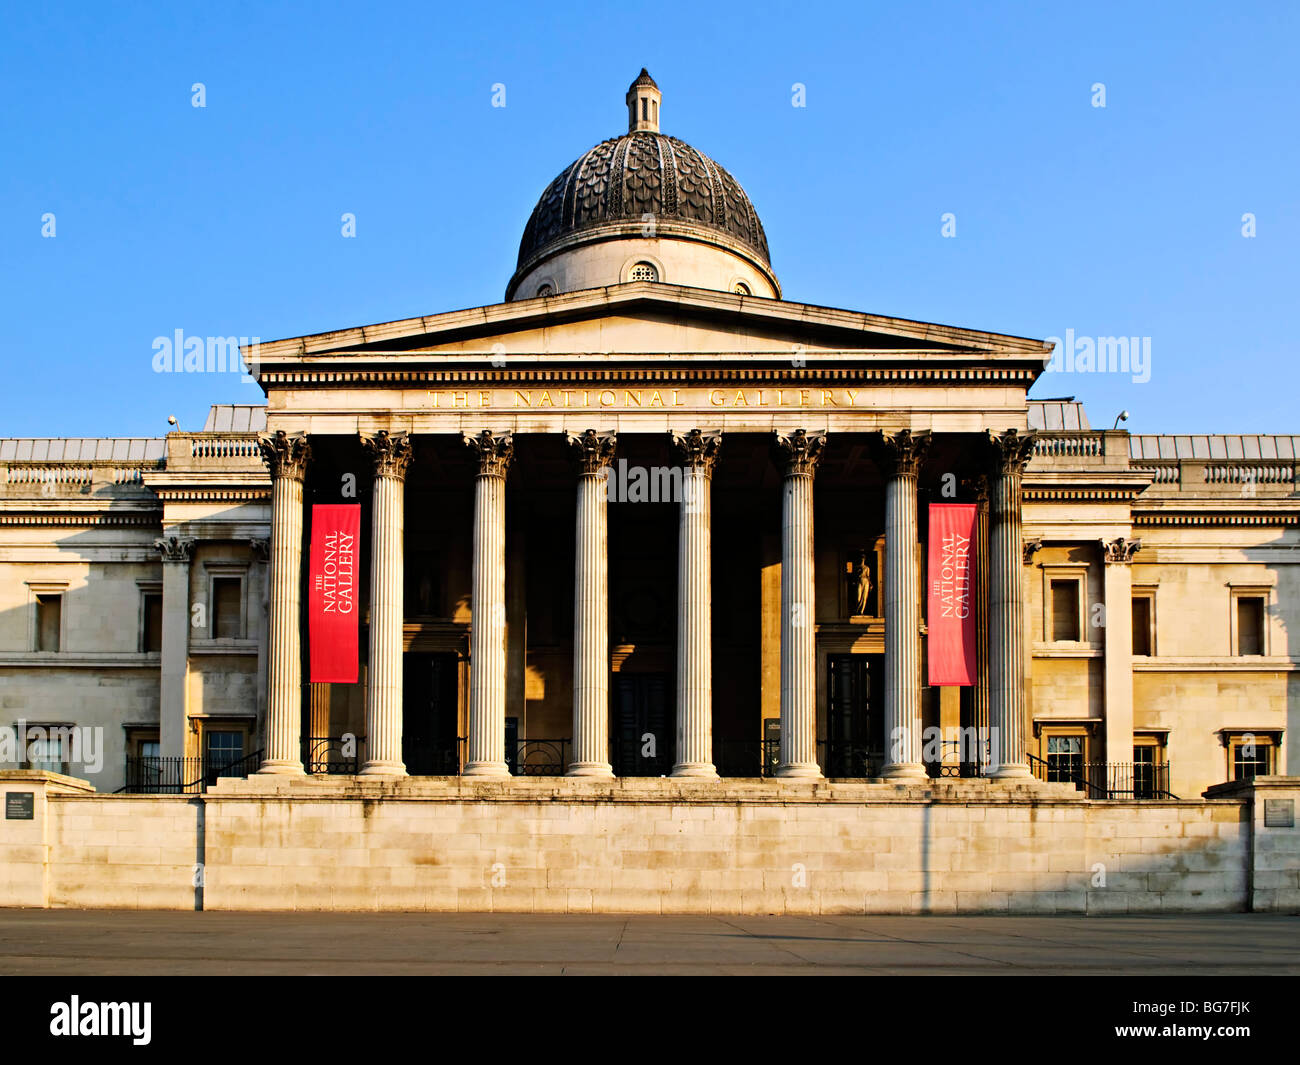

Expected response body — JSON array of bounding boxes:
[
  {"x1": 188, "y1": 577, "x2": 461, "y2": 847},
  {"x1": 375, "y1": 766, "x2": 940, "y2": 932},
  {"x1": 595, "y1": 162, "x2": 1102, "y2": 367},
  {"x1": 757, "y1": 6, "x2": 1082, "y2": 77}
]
[
  {"x1": 257, "y1": 760, "x2": 305, "y2": 776},
  {"x1": 462, "y1": 762, "x2": 511, "y2": 779},
  {"x1": 670, "y1": 763, "x2": 719, "y2": 780},
  {"x1": 565, "y1": 763, "x2": 614, "y2": 779},
  {"x1": 358, "y1": 760, "x2": 408, "y2": 777},
  {"x1": 879, "y1": 762, "x2": 929, "y2": 781},
  {"x1": 774, "y1": 763, "x2": 823, "y2": 780},
  {"x1": 987, "y1": 763, "x2": 1033, "y2": 780}
]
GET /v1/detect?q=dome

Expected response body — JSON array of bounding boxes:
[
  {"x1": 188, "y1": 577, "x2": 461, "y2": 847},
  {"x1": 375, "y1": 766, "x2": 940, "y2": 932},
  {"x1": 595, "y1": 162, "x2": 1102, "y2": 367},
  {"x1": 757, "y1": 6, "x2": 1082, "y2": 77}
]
[{"x1": 506, "y1": 71, "x2": 779, "y2": 301}]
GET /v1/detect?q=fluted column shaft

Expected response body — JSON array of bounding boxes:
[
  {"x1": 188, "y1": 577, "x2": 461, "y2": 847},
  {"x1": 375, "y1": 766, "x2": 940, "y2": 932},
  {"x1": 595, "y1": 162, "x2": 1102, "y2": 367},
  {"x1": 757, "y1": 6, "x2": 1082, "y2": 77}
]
[
  {"x1": 987, "y1": 429, "x2": 1034, "y2": 778},
  {"x1": 878, "y1": 430, "x2": 930, "y2": 780},
  {"x1": 464, "y1": 431, "x2": 513, "y2": 777},
  {"x1": 973, "y1": 481, "x2": 991, "y2": 772},
  {"x1": 360, "y1": 431, "x2": 411, "y2": 776},
  {"x1": 671, "y1": 430, "x2": 720, "y2": 778},
  {"x1": 568, "y1": 430, "x2": 616, "y2": 777},
  {"x1": 256, "y1": 431, "x2": 310, "y2": 774},
  {"x1": 773, "y1": 430, "x2": 824, "y2": 779}
]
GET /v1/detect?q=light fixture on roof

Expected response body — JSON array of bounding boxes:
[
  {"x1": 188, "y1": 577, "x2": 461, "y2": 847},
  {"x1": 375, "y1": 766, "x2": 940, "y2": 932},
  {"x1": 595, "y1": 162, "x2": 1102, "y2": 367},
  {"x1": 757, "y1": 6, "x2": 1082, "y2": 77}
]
[
  {"x1": 1113, "y1": 410, "x2": 1130, "y2": 430},
  {"x1": 167, "y1": 416, "x2": 178, "y2": 429}
]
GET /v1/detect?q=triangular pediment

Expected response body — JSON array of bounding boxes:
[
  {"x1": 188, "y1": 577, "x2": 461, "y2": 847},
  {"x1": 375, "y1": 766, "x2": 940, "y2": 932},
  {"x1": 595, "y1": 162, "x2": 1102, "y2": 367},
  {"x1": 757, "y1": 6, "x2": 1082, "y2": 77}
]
[{"x1": 252, "y1": 282, "x2": 1050, "y2": 374}]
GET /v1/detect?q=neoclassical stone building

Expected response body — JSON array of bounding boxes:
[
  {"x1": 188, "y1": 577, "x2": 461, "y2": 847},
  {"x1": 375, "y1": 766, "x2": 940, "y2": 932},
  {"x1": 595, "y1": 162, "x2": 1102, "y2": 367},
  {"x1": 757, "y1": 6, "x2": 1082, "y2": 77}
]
[{"x1": 2, "y1": 70, "x2": 1296, "y2": 805}]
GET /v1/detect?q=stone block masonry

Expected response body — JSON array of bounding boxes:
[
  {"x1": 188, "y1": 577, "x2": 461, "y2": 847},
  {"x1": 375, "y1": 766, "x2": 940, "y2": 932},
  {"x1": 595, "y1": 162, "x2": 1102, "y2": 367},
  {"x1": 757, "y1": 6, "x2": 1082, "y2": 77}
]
[{"x1": 2, "y1": 772, "x2": 1296, "y2": 915}]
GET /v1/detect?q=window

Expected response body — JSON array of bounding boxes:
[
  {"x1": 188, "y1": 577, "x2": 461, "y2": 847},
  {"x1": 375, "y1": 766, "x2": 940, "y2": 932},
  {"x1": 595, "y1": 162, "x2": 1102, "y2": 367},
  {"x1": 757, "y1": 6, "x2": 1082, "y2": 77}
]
[
  {"x1": 535, "y1": 283, "x2": 554, "y2": 297},
  {"x1": 35, "y1": 594, "x2": 62, "y2": 651},
  {"x1": 1236, "y1": 596, "x2": 1265, "y2": 656},
  {"x1": 204, "y1": 730, "x2": 248, "y2": 785},
  {"x1": 1231, "y1": 736, "x2": 1273, "y2": 781},
  {"x1": 1046, "y1": 735, "x2": 1084, "y2": 784},
  {"x1": 211, "y1": 577, "x2": 243, "y2": 639},
  {"x1": 1131, "y1": 593, "x2": 1154, "y2": 656},
  {"x1": 629, "y1": 262, "x2": 658, "y2": 283},
  {"x1": 142, "y1": 592, "x2": 164, "y2": 653},
  {"x1": 206, "y1": 730, "x2": 245, "y2": 767},
  {"x1": 1131, "y1": 736, "x2": 1167, "y2": 798},
  {"x1": 733, "y1": 281, "x2": 751, "y2": 295},
  {"x1": 22, "y1": 727, "x2": 68, "y2": 774},
  {"x1": 1050, "y1": 579, "x2": 1081, "y2": 642}
]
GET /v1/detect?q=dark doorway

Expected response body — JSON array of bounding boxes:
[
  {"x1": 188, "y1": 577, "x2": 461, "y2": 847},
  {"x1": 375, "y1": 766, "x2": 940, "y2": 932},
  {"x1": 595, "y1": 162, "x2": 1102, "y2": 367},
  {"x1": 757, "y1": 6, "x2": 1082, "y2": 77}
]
[
  {"x1": 612, "y1": 672, "x2": 673, "y2": 776},
  {"x1": 825, "y1": 654, "x2": 884, "y2": 777},
  {"x1": 403, "y1": 652, "x2": 460, "y2": 774}
]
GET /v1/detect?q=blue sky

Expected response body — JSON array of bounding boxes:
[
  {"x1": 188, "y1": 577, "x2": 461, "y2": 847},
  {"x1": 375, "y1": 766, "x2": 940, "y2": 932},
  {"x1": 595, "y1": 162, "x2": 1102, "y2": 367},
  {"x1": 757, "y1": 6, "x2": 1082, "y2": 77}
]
[{"x1": 1, "y1": 1, "x2": 1295, "y2": 438}]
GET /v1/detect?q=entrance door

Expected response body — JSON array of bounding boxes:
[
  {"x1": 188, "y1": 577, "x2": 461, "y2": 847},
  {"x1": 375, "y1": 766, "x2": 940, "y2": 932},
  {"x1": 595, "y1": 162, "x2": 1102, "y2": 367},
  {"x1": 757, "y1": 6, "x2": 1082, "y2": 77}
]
[
  {"x1": 403, "y1": 652, "x2": 460, "y2": 774},
  {"x1": 826, "y1": 654, "x2": 884, "y2": 777},
  {"x1": 612, "y1": 673, "x2": 673, "y2": 776}
]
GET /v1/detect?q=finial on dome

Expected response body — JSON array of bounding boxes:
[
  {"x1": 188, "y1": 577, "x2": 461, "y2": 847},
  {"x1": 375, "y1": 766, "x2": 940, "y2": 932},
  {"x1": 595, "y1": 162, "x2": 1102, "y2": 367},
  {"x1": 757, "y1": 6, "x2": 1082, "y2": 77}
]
[{"x1": 626, "y1": 68, "x2": 661, "y2": 133}]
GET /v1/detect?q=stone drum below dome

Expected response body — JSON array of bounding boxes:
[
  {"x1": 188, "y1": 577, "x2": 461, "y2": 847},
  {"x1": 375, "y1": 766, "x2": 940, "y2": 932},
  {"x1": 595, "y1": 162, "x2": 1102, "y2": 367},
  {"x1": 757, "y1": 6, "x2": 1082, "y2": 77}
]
[{"x1": 507, "y1": 70, "x2": 780, "y2": 302}]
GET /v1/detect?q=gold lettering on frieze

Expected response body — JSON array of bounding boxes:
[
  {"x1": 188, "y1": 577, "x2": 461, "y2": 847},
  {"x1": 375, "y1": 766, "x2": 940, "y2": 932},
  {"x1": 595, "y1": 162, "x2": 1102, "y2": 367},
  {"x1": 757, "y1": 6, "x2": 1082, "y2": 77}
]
[{"x1": 423, "y1": 387, "x2": 877, "y2": 410}]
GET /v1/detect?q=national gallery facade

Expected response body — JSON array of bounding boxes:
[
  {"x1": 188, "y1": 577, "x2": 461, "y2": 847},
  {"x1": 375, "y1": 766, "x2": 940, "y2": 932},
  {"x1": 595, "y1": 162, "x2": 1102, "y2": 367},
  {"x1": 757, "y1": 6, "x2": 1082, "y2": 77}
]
[{"x1": 2, "y1": 71, "x2": 1295, "y2": 806}]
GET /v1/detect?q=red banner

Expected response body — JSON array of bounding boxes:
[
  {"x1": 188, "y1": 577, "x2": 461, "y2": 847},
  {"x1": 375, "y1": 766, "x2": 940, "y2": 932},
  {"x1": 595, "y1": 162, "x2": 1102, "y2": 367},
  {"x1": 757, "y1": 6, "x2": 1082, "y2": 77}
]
[
  {"x1": 927, "y1": 504, "x2": 976, "y2": 686},
  {"x1": 309, "y1": 504, "x2": 360, "y2": 683}
]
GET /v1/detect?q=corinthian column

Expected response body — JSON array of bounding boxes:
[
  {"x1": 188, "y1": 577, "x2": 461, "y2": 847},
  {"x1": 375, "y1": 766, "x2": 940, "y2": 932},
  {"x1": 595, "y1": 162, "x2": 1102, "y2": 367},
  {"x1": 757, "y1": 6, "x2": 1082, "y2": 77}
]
[
  {"x1": 256, "y1": 430, "x2": 310, "y2": 774},
  {"x1": 875, "y1": 429, "x2": 931, "y2": 780},
  {"x1": 359, "y1": 430, "x2": 412, "y2": 776},
  {"x1": 973, "y1": 476, "x2": 991, "y2": 773},
  {"x1": 566, "y1": 429, "x2": 616, "y2": 778},
  {"x1": 773, "y1": 429, "x2": 825, "y2": 779},
  {"x1": 463, "y1": 430, "x2": 513, "y2": 778},
  {"x1": 670, "y1": 429, "x2": 721, "y2": 779},
  {"x1": 986, "y1": 429, "x2": 1035, "y2": 779}
]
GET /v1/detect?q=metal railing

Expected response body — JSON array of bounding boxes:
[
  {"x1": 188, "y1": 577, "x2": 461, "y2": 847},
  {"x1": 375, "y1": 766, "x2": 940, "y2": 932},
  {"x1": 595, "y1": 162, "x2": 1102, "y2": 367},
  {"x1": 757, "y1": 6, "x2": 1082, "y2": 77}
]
[
  {"x1": 1026, "y1": 753, "x2": 1176, "y2": 799},
  {"x1": 119, "y1": 750, "x2": 262, "y2": 794},
  {"x1": 510, "y1": 739, "x2": 570, "y2": 776},
  {"x1": 303, "y1": 735, "x2": 365, "y2": 775}
]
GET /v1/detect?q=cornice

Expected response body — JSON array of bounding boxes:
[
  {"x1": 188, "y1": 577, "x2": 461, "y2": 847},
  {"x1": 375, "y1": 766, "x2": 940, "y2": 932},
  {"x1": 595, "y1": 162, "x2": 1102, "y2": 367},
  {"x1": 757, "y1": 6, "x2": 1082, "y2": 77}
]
[{"x1": 256, "y1": 365, "x2": 1041, "y2": 387}]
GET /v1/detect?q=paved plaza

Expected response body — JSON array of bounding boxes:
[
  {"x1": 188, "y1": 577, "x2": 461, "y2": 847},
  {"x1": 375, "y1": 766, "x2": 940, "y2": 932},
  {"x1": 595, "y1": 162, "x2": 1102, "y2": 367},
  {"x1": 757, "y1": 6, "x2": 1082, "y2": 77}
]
[{"x1": 0, "y1": 910, "x2": 1296, "y2": 975}]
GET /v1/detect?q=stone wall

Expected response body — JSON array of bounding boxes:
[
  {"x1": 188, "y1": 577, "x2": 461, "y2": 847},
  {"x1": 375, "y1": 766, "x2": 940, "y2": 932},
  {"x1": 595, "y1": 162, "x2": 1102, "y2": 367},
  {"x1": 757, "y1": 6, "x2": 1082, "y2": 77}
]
[{"x1": 5, "y1": 772, "x2": 1295, "y2": 915}]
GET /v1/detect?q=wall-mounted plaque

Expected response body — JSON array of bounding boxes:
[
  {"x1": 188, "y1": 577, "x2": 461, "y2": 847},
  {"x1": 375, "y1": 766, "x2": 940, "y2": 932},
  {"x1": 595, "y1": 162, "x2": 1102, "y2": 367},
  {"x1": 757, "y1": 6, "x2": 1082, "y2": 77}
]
[
  {"x1": 4, "y1": 792, "x2": 34, "y2": 820},
  {"x1": 1263, "y1": 799, "x2": 1295, "y2": 828}
]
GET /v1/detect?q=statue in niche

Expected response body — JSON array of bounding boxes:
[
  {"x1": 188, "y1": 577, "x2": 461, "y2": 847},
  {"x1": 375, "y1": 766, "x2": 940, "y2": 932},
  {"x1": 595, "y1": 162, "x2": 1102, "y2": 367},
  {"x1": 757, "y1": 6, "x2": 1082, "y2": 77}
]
[{"x1": 848, "y1": 550, "x2": 872, "y2": 617}]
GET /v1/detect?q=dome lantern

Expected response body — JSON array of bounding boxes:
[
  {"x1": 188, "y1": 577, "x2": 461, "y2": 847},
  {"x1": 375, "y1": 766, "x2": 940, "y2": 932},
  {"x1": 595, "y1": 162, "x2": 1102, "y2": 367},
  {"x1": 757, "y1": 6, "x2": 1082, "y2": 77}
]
[{"x1": 626, "y1": 68, "x2": 661, "y2": 133}]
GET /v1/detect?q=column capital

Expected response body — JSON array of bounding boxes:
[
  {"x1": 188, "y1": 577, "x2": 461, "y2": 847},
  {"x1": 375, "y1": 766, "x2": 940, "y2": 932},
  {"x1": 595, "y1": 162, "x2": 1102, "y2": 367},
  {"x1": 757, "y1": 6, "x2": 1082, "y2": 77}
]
[
  {"x1": 1102, "y1": 536, "x2": 1142, "y2": 564},
  {"x1": 257, "y1": 430, "x2": 311, "y2": 482},
  {"x1": 986, "y1": 428, "x2": 1036, "y2": 475},
  {"x1": 567, "y1": 429, "x2": 617, "y2": 474},
  {"x1": 464, "y1": 429, "x2": 513, "y2": 478},
  {"x1": 772, "y1": 429, "x2": 826, "y2": 477},
  {"x1": 873, "y1": 429, "x2": 931, "y2": 478},
  {"x1": 360, "y1": 430, "x2": 413, "y2": 480},
  {"x1": 154, "y1": 535, "x2": 196, "y2": 563},
  {"x1": 670, "y1": 429, "x2": 722, "y2": 474}
]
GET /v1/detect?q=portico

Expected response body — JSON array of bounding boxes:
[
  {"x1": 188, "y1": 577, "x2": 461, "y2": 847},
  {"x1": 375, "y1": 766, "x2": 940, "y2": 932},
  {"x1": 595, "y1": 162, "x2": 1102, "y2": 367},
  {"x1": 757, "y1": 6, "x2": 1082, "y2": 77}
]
[{"x1": 250, "y1": 284, "x2": 1050, "y2": 783}]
